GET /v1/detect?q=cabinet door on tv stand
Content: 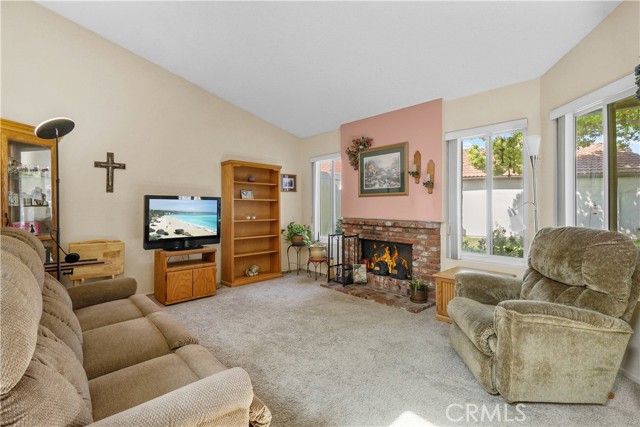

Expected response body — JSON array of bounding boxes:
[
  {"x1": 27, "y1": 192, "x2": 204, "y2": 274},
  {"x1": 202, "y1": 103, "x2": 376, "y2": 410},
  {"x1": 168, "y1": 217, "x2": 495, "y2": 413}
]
[
  {"x1": 167, "y1": 270, "x2": 193, "y2": 302},
  {"x1": 193, "y1": 267, "x2": 216, "y2": 297}
]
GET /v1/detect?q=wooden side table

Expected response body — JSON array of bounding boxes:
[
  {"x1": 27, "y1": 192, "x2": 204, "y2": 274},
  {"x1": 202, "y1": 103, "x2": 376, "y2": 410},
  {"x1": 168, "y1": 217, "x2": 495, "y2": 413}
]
[{"x1": 433, "y1": 266, "x2": 516, "y2": 323}]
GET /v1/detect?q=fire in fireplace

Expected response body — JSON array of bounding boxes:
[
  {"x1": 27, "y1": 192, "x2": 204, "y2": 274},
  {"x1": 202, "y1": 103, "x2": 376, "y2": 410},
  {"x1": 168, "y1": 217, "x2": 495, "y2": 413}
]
[{"x1": 361, "y1": 239, "x2": 412, "y2": 280}]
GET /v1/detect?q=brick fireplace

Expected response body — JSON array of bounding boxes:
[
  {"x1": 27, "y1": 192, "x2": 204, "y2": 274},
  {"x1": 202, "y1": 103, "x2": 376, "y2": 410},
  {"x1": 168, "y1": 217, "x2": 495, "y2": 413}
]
[{"x1": 341, "y1": 218, "x2": 441, "y2": 301}]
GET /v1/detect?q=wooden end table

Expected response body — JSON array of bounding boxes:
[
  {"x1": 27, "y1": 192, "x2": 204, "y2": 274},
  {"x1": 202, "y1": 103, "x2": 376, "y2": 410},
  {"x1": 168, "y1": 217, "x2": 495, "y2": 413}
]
[{"x1": 433, "y1": 266, "x2": 516, "y2": 323}]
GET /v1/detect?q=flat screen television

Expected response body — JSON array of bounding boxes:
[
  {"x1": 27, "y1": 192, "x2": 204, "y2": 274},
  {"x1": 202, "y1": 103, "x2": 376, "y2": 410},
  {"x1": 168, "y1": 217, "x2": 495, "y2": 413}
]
[{"x1": 143, "y1": 195, "x2": 221, "y2": 250}]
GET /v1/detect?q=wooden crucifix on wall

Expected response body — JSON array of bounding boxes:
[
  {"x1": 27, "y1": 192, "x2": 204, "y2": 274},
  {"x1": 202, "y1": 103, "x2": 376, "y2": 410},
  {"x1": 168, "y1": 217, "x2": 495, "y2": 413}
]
[{"x1": 94, "y1": 152, "x2": 126, "y2": 193}]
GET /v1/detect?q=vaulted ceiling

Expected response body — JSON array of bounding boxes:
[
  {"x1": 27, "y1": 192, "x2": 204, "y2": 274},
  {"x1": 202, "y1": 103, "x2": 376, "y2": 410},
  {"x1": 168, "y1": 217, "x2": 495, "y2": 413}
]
[{"x1": 38, "y1": 1, "x2": 620, "y2": 137}]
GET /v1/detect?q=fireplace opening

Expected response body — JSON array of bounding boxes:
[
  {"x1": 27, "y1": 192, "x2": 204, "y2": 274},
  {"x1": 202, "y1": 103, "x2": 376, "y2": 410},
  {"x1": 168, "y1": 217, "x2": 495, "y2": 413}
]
[{"x1": 361, "y1": 239, "x2": 412, "y2": 280}]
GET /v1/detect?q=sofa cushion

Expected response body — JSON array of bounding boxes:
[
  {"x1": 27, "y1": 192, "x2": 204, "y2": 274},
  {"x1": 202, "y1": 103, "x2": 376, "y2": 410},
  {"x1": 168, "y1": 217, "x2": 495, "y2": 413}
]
[
  {"x1": 83, "y1": 317, "x2": 173, "y2": 380},
  {"x1": 1, "y1": 235, "x2": 44, "y2": 290},
  {"x1": 41, "y1": 292, "x2": 84, "y2": 362},
  {"x1": 89, "y1": 344, "x2": 225, "y2": 421},
  {"x1": 448, "y1": 297, "x2": 497, "y2": 356},
  {"x1": 0, "y1": 356, "x2": 93, "y2": 426},
  {"x1": 0, "y1": 252, "x2": 42, "y2": 394},
  {"x1": 147, "y1": 311, "x2": 199, "y2": 350},
  {"x1": 43, "y1": 273, "x2": 73, "y2": 309},
  {"x1": 1, "y1": 226, "x2": 46, "y2": 262},
  {"x1": 524, "y1": 227, "x2": 637, "y2": 318},
  {"x1": 75, "y1": 294, "x2": 162, "y2": 332},
  {"x1": 35, "y1": 326, "x2": 92, "y2": 414}
]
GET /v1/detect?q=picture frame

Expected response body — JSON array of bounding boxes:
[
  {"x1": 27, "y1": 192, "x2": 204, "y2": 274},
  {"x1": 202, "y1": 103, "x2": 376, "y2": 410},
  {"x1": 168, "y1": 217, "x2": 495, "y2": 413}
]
[
  {"x1": 240, "y1": 189, "x2": 254, "y2": 199},
  {"x1": 353, "y1": 264, "x2": 367, "y2": 284},
  {"x1": 358, "y1": 142, "x2": 408, "y2": 197},
  {"x1": 281, "y1": 174, "x2": 297, "y2": 192}
]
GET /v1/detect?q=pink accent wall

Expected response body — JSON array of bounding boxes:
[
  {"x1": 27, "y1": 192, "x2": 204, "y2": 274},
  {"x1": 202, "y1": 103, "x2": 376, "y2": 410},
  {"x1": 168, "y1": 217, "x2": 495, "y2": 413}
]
[{"x1": 340, "y1": 99, "x2": 443, "y2": 222}]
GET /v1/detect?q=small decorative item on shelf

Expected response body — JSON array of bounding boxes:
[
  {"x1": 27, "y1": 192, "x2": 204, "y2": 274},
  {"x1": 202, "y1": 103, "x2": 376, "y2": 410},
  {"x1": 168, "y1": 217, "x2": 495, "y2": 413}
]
[
  {"x1": 247, "y1": 175, "x2": 255, "y2": 182},
  {"x1": 245, "y1": 264, "x2": 260, "y2": 277},
  {"x1": 281, "y1": 221, "x2": 312, "y2": 246},
  {"x1": 8, "y1": 192, "x2": 18, "y2": 207},
  {"x1": 408, "y1": 277, "x2": 428, "y2": 304},
  {"x1": 346, "y1": 136, "x2": 373, "y2": 170},
  {"x1": 240, "y1": 189, "x2": 254, "y2": 199}
]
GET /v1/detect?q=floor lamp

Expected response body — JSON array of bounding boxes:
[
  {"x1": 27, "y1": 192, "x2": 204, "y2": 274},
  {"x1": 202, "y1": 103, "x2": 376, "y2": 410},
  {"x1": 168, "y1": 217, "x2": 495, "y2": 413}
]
[
  {"x1": 35, "y1": 117, "x2": 75, "y2": 279},
  {"x1": 508, "y1": 135, "x2": 541, "y2": 234},
  {"x1": 525, "y1": 135, "x2": 541, "y2": 233}
]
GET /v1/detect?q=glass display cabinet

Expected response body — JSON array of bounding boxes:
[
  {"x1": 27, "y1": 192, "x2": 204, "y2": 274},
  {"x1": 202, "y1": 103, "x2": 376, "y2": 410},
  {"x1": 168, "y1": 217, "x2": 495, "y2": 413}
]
[{"x1": 1, "y1": 118, "x2": 57, "y2": 262}]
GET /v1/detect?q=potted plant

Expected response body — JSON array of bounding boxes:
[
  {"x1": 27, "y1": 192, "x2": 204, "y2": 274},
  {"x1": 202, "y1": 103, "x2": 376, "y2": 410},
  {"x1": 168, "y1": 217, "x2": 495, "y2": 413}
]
[
  {"x1": 408, "y1": 277, "x2": 428, "y2": 304},
  {"x1": 281, "y1": 221, "x2": 312, "y2": 246}
]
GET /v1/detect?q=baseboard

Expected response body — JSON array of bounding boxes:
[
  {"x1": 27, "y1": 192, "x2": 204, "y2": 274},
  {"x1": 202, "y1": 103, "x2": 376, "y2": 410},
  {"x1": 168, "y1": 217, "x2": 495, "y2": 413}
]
[{"x1": 619, "y1": 367, "x2": 640, "y2": 384}]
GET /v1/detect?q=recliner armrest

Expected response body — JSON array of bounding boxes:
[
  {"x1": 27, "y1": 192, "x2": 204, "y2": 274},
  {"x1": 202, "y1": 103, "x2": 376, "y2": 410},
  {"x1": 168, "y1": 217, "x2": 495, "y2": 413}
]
[
  {"x1": 88, "y1": 367, "x2": 254, "y2": 427},
  {"x1": 67, "y1": 277, "x2": 137, "y2": 310},
  {"x1": 496, "y1": 300, "x2": 633, "y2": 333},
  {"x1": 455, "y1": 272, "x2": 522, "y2": 305}
]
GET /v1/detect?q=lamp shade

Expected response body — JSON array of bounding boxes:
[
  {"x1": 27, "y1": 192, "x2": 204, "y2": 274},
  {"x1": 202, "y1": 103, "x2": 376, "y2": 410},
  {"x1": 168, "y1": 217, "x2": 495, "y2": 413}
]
[
  {"x1": 35, "y1": 117, "x2": 75, "y2": 140},
  {"x1": 525, "y1": 135, "x2": 541, "y2": 157}
]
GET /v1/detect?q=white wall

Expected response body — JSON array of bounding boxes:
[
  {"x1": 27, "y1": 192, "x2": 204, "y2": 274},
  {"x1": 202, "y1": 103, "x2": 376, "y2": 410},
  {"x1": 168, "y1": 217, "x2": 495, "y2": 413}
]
[{"x1": 1, "y1": 1, "x2": 304, "y2": 294}]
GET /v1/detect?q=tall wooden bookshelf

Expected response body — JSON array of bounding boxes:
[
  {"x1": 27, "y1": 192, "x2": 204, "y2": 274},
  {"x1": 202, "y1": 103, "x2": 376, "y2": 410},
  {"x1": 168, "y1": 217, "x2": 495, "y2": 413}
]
[{"x1": 221, "y1": 160, "x2": 282, "y2": 286}]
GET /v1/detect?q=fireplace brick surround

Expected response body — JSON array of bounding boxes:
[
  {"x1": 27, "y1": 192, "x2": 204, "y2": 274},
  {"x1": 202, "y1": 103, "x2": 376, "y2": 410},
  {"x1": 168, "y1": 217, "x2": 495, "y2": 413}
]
[{"x1": 341, "y1": 217, "x2": 441, "y2": 300}]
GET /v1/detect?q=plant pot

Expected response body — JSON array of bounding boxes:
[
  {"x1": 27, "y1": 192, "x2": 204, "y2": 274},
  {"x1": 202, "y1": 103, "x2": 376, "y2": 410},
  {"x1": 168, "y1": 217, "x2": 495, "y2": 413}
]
[
  {"x1": 410, "y1": 287, "x2": 428, "y2": 304},
  {"x1": 309, "y1": 243, "x2": 326, "y2": 259},
  {"x1": 291, "y1": 234, "x2": 305, "y2": 245}
]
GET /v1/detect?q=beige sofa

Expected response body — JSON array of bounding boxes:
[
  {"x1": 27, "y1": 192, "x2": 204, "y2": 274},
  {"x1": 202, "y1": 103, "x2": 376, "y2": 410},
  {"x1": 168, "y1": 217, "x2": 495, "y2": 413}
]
[
  {"x1": 448, "y1": 226, "x2": 640, "y2": 404},
  {"x1": 0, "y1": 227, "x2": 271, "y2": 426}
]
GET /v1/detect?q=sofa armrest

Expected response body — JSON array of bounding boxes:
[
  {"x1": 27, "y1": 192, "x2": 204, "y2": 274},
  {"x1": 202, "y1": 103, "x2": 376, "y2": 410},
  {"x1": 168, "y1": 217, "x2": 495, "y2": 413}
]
[
  {"x1": 455, "y1": 272, "x2": 522, "y2": 305},
  {"x1": 67, "y1": 277, "x2": 137, "y2": 310},
  {"x1": 89, "y1": 367, "x2": 254, "y2": 427},
  {"x1": 496, "y1": 300, "x2": 633, "y2": 333}
]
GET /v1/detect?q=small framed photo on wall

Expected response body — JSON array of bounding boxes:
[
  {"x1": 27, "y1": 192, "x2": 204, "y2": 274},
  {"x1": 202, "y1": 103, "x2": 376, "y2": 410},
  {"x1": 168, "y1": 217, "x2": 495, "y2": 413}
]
[{"x1": 281, "y1": 174, "x2": 297, "y2": 192}]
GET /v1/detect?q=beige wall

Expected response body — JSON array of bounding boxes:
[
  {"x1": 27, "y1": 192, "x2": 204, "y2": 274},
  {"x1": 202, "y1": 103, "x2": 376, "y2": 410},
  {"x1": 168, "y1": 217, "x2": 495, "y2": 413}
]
[{"x1": 1, "y1": 1, "x2": 304, "y2": 294}]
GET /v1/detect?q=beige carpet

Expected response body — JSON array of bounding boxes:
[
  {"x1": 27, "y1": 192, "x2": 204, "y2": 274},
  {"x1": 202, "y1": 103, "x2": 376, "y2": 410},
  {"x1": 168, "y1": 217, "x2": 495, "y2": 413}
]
[{"x1": 165, "y1": 273, "x2": 640, "y2": 427}]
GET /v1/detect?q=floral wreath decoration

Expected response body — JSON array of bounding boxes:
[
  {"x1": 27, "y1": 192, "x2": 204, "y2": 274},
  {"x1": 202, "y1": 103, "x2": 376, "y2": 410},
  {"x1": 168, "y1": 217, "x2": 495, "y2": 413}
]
[{"x1": 345, "y1": 136, "x2": 373, "y2": 170}]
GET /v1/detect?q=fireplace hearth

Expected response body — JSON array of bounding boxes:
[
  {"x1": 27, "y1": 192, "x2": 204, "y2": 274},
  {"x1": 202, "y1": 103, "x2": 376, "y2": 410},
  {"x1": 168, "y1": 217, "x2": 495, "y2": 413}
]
[{"x1": 341, "y1": 218, "x2": 441, "y2": 299}]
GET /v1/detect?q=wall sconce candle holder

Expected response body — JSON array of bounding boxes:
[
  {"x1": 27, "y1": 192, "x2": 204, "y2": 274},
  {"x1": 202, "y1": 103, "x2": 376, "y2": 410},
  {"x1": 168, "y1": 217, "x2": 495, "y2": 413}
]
[
  {"x1": 408, "y1": 150, "x2": 421, "y2": 183},
  {"x1": 422, "y1": 159, "x2": 435, "y2": 194}
]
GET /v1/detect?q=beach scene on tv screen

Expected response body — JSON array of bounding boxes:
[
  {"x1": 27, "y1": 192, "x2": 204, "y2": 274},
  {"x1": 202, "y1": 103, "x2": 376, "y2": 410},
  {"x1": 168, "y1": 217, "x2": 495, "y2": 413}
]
[{"x1": 148, "y1": 199, "x2": 217, "y2": 241}]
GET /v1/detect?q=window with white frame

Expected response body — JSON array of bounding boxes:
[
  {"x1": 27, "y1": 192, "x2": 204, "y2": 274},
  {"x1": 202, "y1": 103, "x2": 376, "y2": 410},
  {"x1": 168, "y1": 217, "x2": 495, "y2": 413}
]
[
  {"x1": 447, "y1": 119, "x2": 528, "y2": 264},
  {"x1": 553, "y1": 75, "x2": 639, "y2": 245},
  {"x1": 311, "y1": 154, "x2": 342, "y2": 240}
]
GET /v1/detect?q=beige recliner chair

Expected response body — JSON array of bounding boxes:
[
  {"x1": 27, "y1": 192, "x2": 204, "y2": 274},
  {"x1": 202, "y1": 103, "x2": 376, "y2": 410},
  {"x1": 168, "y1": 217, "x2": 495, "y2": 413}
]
[{"x1": 448, "y1": 226, "x2": 640, "y2": 404}]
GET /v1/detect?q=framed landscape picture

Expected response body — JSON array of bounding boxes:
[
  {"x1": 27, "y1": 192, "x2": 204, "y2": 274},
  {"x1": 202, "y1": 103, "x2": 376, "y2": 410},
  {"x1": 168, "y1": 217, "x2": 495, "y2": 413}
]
[{"x1": 358, "y1": 142, "x2": 408, "y2": 197}]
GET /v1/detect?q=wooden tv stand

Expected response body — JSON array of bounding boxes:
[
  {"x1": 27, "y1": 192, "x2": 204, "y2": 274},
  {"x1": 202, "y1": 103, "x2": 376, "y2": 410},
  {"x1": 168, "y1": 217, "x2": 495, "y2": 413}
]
[{"x1": 154, "y1": 247, "x2": 217, "y2": 305}]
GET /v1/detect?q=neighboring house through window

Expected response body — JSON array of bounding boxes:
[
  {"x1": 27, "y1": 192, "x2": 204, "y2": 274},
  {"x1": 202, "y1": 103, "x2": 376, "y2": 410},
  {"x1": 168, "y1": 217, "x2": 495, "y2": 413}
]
[
  {"x1": 553, "y1": 75, "x2": 640, "y2": 246},
  {"x1": 311, "y1": 154, "x2": 342, "y2": 241},
  {"x1": 446, "y1": 119, "x2": 528, "y2": 265}
]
